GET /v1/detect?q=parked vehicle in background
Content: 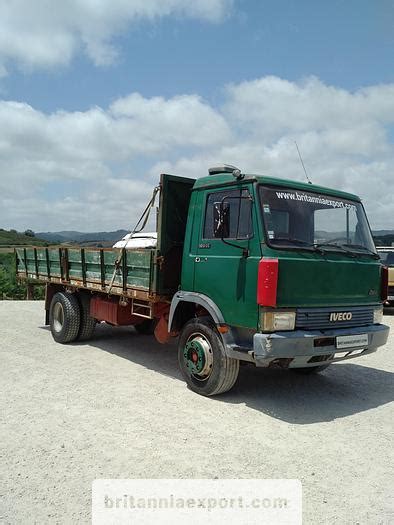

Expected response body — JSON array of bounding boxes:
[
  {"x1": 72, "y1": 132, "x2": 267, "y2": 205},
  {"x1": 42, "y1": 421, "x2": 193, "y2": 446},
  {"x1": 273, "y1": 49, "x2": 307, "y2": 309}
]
[
  {"x1": 377, "y1": 247, "x2": 394, "y2": 306},
  {"x1": 16, "y1": 166, "x2": 390, "y2": 396}
]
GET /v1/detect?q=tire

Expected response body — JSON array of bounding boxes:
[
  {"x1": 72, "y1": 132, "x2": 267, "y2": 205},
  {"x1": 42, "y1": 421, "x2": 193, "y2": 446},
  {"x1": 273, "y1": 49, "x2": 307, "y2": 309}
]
[
  {"x1": 290, "y1": 364, "x2": 331, "y2": 375},
  {"x1": 178, "y1": 317, "x2": 239, "y2": 396},
  {"x1": 134, "y1": 319, "x2": 156, "y2": 335},
  {"x1": 77, "y1": 294, "x2": 96, "y2": 341},
  {"x1": 49, "y1": 292, "x2": 81, "y2": 344}
]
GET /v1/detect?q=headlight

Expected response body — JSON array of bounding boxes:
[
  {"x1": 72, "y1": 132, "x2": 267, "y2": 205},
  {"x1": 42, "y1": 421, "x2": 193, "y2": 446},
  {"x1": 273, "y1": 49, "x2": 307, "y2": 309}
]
[
  {"x1": 261, "y1": 310, "x2": 296, "y2": 331},
  {"x1": 373, "y1": 306, "x2": 383, "y2": 324}
]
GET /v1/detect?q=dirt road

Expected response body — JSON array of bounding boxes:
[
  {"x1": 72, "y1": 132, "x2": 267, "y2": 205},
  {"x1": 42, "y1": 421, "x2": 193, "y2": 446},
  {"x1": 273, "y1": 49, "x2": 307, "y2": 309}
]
[{"x1": 1, "y1": 302, "x2": 393, "y2": 524}]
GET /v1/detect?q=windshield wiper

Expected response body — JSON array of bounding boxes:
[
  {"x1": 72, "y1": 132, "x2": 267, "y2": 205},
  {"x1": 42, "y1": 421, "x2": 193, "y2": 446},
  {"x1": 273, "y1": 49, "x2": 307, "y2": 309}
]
[
  {"x1": 341, "y1": 244, "x2": 380, "y2": 259},
  {"x1": 313, "y1": 242, "x2": 357, "y2": 257},
  {"x1": 270, "y1": 237, "x2": 324, "y2": 253},
  {"x1": 272, "y1": 237, "x2": 312, "y2": 245}
]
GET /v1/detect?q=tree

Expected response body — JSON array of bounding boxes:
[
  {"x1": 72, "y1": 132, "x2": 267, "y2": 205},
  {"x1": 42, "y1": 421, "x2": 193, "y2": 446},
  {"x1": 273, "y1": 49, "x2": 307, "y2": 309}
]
[{"x1": 24, "y1": 229, "x2": 35, "y2": 237}]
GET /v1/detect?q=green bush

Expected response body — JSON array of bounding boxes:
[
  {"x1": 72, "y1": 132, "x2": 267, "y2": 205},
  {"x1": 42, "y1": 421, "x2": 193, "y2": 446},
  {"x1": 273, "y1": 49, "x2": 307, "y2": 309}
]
[{"x1": 0, "y1": 253, "x2": 44, "y2": 300}]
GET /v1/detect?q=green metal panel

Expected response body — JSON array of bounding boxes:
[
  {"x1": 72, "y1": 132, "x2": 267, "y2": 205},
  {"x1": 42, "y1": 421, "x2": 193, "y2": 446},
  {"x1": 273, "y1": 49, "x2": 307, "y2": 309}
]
[
  {"x1": 126, "y1": 250, "x2": 152, "y2": 288},
  {"x1": 84, "y1": 249, "x2": 103, "y2": 282},
  {"x1": 104, "y1": 251, "x2": 122, "y2": 285},
  {"x1": 36, "y1": 249, "x2": 47, "y2": 274},
  {"x1": 262, "y1": 246, "x2": 381, "y2": 307},
  {"x1": 68, "y1": 249, "x2": 83, "y2": 279},
  {"x1": 47, "y1": 248, "x2": 60, "y2": 276},
  {"x1": 25, "y1": 249, "x2": 36, "y2": 274}
]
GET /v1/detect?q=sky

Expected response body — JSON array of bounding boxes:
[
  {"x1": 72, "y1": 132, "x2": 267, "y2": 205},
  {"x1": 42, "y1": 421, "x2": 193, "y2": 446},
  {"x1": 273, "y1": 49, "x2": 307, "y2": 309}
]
[{"x1": 0, "y1": 0, "x2": 393, "y2": 232}]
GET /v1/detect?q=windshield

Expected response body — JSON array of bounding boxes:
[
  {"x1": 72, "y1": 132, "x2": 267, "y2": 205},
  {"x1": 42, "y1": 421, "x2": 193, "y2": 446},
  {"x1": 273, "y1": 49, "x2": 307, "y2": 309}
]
[{"x1": 259, "y1": 185, "x2": 377, "y2": 255}]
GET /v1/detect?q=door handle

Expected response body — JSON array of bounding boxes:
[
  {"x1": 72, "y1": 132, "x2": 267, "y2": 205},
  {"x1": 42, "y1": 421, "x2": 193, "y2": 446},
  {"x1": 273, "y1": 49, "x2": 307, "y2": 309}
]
[{"x1": 195, "y1": 257, "x2": 208, "y2": 262}]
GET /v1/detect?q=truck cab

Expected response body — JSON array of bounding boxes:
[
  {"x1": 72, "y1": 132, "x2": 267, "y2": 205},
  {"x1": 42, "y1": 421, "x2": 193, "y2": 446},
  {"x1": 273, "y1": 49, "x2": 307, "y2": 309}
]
[{"x1": 170, "y1": 166, "x2": 389, "y2": 395}]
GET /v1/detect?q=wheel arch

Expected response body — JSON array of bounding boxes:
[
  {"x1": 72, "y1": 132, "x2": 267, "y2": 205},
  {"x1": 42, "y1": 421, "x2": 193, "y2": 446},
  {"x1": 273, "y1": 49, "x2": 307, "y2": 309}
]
[{"x1": 169, "y1": 291, "x2": 225, "y2": 332}]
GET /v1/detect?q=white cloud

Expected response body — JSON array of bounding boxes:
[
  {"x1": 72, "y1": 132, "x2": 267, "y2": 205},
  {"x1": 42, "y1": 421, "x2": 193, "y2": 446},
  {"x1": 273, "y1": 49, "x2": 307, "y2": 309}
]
[
  {"x1": 0, "y1": 0, "x2": 233, "y2": 73},
  {"x1": 0, "y1": 91, "x2": 231, "y2": 230},
  {"x1": 225, "y1": 76, "x2": 394, "y2": 139},
  {"x1": 0, "y1": 92, "x2": 230, "y2": 167},
  {"x1": 1, "y1": 75, "x2": 394, "y2": 232}
]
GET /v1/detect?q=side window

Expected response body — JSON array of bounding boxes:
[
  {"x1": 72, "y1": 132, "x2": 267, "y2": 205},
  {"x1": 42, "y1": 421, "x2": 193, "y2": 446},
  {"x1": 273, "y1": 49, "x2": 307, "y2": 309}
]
[{"x1": 203, "y1": 189, "x2": 253, "y2": 239}]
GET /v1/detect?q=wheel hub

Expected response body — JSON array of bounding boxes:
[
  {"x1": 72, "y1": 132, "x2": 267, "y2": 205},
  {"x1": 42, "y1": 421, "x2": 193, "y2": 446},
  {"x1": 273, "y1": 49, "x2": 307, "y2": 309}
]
[
  {"x1": 183, "y1": 334, "x2": 213, "y2": 380},
  {"x1": 52, "y1": 302, "x2": 64, "y2": 333}
]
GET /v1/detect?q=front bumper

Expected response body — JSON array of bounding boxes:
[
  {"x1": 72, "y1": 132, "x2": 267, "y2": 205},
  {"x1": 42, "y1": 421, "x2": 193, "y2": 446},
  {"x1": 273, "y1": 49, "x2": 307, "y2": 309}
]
[{"x1": 252, "y1": 323, "x2": 389, "y2": 368}]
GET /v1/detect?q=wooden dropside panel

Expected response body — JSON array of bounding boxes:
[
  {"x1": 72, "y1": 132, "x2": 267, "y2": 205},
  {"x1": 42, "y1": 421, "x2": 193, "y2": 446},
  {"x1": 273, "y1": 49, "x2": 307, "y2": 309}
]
[
  {"x1": 15, "y1": 246, "x2": 153, "y2": 294},
  {"x1": 48, "y1": 248, "x2": 62, "y2": 277}
]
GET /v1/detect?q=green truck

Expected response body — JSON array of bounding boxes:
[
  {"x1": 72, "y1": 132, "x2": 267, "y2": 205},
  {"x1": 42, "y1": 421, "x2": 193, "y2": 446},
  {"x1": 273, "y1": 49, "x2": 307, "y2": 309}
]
[{"x1": 16, "y1": 166, "x2": 390, "y2": 396}]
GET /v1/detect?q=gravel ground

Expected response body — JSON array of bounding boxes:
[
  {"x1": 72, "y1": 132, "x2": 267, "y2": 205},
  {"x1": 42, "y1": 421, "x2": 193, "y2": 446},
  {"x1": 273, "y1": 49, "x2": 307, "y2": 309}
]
[{"x1": 1, "y1": 301, "x2": 393, "y2": 524}]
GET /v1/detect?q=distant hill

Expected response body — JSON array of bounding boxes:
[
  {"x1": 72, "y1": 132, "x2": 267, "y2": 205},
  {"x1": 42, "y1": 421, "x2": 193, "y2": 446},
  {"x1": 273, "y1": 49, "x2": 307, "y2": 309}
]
[
  {"x1": 37, "y1": 229, "x2": 128, "y2": 244},
  {"x1": 372, "y1": 230, "x2": 394, "y2": 236},
  {"x1": 0, "y1": 229, "x2": 51, "y2": 247}
]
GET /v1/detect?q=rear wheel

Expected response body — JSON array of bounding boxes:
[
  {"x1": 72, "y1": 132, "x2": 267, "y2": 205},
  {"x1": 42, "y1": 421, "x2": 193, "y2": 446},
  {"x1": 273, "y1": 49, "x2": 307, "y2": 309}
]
[
  {"x1": 49, "y1": 292, "x2": 81, "y2": 343},
  {"x1": 77, "y1": 294, "x2": 96, "y2": 341},
  {"x1": 178, "y1": 318, "x2": 239, "y2": 396}
]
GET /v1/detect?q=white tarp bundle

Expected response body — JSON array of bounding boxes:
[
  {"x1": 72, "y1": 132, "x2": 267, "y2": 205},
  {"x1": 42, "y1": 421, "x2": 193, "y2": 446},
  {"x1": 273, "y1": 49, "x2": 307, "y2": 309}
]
[{"x1": 113, "y1": 232, "x2": 157, "y2": 249}]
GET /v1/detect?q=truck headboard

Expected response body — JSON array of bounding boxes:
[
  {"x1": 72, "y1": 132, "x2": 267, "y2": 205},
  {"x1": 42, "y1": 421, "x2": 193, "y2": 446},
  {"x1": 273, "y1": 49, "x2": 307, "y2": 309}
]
[{"x1": 155, "y1": 173, "x2": 195, "y2": 295}]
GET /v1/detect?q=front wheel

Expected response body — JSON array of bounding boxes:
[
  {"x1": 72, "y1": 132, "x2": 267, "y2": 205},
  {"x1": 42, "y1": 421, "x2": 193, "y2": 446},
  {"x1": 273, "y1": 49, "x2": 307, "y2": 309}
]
[{"x1": 178, "y1": 318, "x2": 239, "y2": 396}]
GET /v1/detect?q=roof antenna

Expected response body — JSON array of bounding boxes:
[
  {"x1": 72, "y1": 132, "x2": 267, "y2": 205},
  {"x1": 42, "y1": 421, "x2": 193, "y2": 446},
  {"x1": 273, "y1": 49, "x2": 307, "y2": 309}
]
[{"x1": 294, "y1": 141, "x2": 312, "y2": 184}]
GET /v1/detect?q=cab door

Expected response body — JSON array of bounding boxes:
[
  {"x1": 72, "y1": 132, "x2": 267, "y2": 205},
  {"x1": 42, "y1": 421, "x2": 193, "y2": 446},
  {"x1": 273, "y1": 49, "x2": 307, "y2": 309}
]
[{"x1": 192, "y1": 184, "x2": 261, "y2": 329}]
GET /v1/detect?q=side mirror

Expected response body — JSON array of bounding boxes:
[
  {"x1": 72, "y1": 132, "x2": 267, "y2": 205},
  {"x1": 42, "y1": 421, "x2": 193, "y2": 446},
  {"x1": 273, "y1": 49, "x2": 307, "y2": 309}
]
[{"x1": 214, "y1": 194, "x2": 253, "y2": 257}]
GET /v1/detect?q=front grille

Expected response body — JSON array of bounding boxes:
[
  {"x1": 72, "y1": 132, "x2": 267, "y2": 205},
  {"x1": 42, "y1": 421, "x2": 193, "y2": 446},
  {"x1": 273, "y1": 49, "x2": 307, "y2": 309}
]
[{"x1": 296, "y1": 305, "x2": 375, "y2": 330}]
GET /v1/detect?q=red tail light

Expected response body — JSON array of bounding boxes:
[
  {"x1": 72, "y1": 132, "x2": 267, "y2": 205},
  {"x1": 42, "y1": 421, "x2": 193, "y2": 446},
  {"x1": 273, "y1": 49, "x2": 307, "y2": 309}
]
[
  {"x1": 257, "y1": 258, "x2": 278, "y2": 306},
  {"x1": 381, "y1": 265, "x2": 388, "y2": 301}
]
